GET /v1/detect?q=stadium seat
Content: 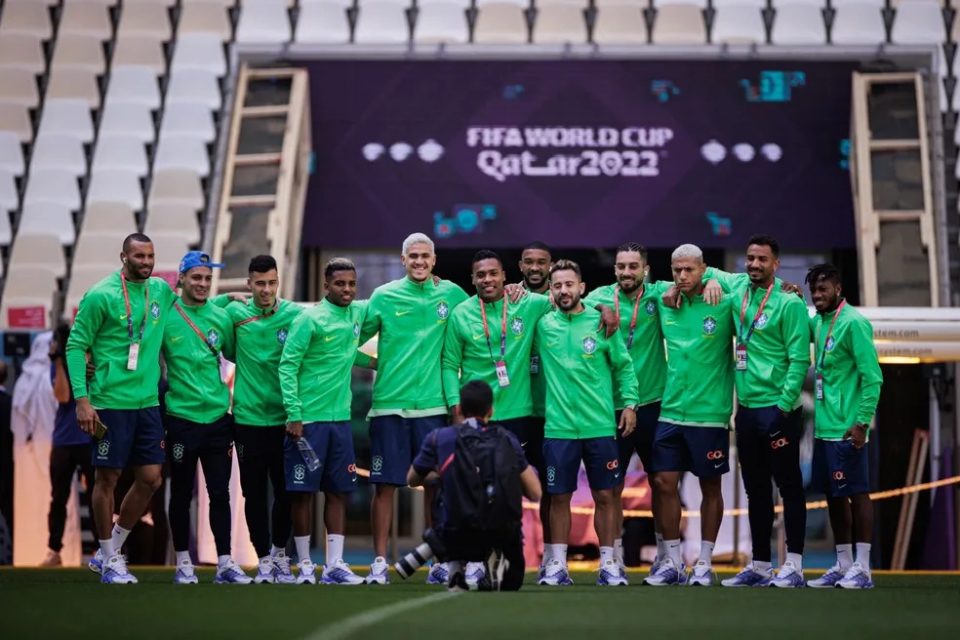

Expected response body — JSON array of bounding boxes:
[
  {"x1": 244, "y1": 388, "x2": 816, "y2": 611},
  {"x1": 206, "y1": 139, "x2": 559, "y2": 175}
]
[
  {"x1": 160, "y1": 103, "x2": 216, "y2": 143},
  {"x1": 99, "y1": 101, "x2": 156, "y2": 142},
  {"x1": 144, "y1": 203, "x2": 201, "y2": 245},
  {"x1": 52, "y1": 34, "x2": 107, "y2": 74},
  {"x1": 0, "y1": 267, "x2": 58, "y2": 329},
  {"x1": 171, "y1": 34, "x2": 228, "y2": 77},
  {"x1": 118, "y1": 3, "x2": 173, "y2": 41},
  {"x1": 0, "y1": 170, "x2": 17, "y2": 211},
  {"x1": 474, "y1": 3, "x2": 529, "y2": 43},
  {"x1": 30, "y1": 134, "x2": 87, "y2": 176},
  {"x1": 476, "y1": 0, "x2": 529, "y2": 5},
  {"x1": 39, "y1": 99, "x2": 95, "y2": 143},
  {"x1": 86, "y1": 168, "x2": 144, "y2": 210},
  {"x1": 149, "y1": 168, "x2": 205, "y2": 210},
  {"x1": 124, "y1": 0, "x2": 177, "y2": 6},
  {"x1": 771, "y1": 3, "x2": 827, "y2": 45},
  {"x1": 710, "y1": 0, "x2": 763, "y2": 6},
  {"x1": 0, "y1": 131, "x2": 26, "y2": 176},
  {"x1": 46, "y1": 67, "x2": 101, "y2": 109},
  {"x1": 831, "y1": 4, "x2": 887, "y2": 44},
  {"x1": 112, "y1": 36, "x2": 168, "y2": 75},
  {"x1": 8, "y1": 233, "x2": 67, "y2": 277},
  {"x1": 295, "y1": 2, "x2": 352, "y2": 44},
  {"x1": 891, "y1": 1, "x2": 946, "y2": 44},
  {"x1": 0, "y1": 206, "x2": 11, "y2": 247},
  {"x1": 0, "y1": 2, "x2": 54, "y2": 40},
  {"x1": 413, "y1": 2, "x2": 470, "y2": 44},
  {"x1": 80, "y1": 202, "x2": 138, "y2": 235},
  {"x1": 532, "y1": 4, "x2": 588, "y2": 43},
  {"x1": 354, "y1": 2, "x2": 411, "y2": 44},
  {"x1": 17, "y1": 202, "x2": 76, "y2": 245},
  {"x1": 166, "y1": 69, "x2": 223, "y2": 109},
  {"x1": 150, "y1": 233, "x2": 193, "y2": 271},
  {"x1": 236, "y1": 2, "x2": 292, "y2": 44},
  {"x1": 93, "y1": 135, "x2": 150, "y2": 177},
  {"x1": 66, "y1": 265, "x2": 118, "y2": 316},
  {"x1": 23, "y1": 169, "x2": 81, "y2": 209},
  {"x1": 0, "y1": 68, "x2": 41, "y2": 108},
  {"x1": 651, "y1": 4, "x2": 707, "y2": 44},
  {"x1": 73, "y1": 232, "x2": 130, "y2": 269},
  {"x1": 177, "y1": 2, "x2": 234, "y2": 41},
  {"x1": 831, "y1": 0, "x2": 884, "y2": 5},
  {"x1": 59, "y1": 1, "x2": 113, "y2": 40},
  {"x1": 106, "y1": 66, "x2": 162, "y2": 109},
  {"x1": 0, "y1": 34, "x2": 45, "y2": 74},
  {"x1": 0, "y1": 104, "x2": 33, "y2": 142},
  {"x1": 711, "y1": 4, "x2": 766, "y2": 43},
  {"x1": 154, "y1": 134, "x2": 210, "y2": 177}
]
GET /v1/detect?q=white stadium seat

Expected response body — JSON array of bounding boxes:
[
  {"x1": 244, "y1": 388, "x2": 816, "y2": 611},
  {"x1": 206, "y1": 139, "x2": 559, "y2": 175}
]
[
  {"x1": 295, "y1": 2, "x2": 352, "y2": 44},
  {"x1": 154, "y1": 134, "x2": 211, "y2": 177},
  {"x1": 165, "y1": 69, "x2": 223, "y2": 110},
  {"x1": 23, "y1": 169, "x2": 81, "y2": 210},
  {"x1": 0, "y1": 132, "x2": 26, "y2": 176},
  {"x1": 652, "y1": 4, "x2": 707, "y2": 44},
  {"x1": 354, "y1": 2, "x2": 411, "y2": 44},
  {"x1": 99, "y1": 102, "x2": 156, "y2": 142},
  {"x1": 771, "y1": 4, "x2": 827, "y2": 45},
  {"x1": 86, "y1": 168, "x2": 145, "y2": 211},
  {"x1": 30, "y1": 135, "x2": 87, "y2": 176},
  {"x1": 171, "y1": 34, "x2": 228, "y2": 77},
  {"x1": 17, "y1": 202, "x2": 76, "y2": 245},
  {"x1": 831, "y1": 4, "x2": 887, "y2": 44},
  {"x1": 414, "y1": 2, "x2": 470, "y2": 44},
  {"x1": 711, "y1": 5, "x2": 766, "y2": 43},
  {"x1": 38, "y1": 99, "x2": 95, "y2": 143},
  {"x1": 161, "y1": 104, "x2": 217, "y2": 143},
  {"x1": 236, "y1": 2, "x2": 292, "y2": 45},
  {"x1": 93, "y1": 135, "x2": 150, "y2": 177},
  {"x1": 149, "y1": 169, "x2": 205, "y2": 210},
  {"x1": 474, "y1": 3, "x2": 529, "y2": 44}
]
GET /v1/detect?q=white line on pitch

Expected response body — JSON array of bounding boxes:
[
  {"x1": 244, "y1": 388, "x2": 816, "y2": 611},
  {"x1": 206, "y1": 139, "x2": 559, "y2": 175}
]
[{"x1": 306, "y1": 591, "x2": 461, "y2": 640}]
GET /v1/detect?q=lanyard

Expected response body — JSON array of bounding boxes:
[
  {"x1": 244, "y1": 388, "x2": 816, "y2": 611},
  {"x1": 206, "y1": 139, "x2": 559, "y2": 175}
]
[
  {"x1": 816, "y1": 300, "x2": 846, "y2": 371},
  {"x1": 613, "y1": 285, "x2": 643, "y2": 349},
  {"x1": 120, "y1": 272, "x2": 149, "y2": 344},
  {"x1": 478, "y1": 297, "x2": 508, "y2": 362},
  {"x1": 234, "y1": 299, "x2": 280, "y2": 328},
  {"x1": 738, "y1": 283, "x2": 774, "y2": 345},
  {"x1": 174, "y1": 302, "x2": 220, "y2": 359}
]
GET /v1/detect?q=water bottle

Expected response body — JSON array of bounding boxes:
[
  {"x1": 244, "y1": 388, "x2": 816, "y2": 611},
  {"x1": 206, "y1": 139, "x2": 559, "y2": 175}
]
[{"x1": 296, "y1": 438, "x2": 321, "y2": 472}]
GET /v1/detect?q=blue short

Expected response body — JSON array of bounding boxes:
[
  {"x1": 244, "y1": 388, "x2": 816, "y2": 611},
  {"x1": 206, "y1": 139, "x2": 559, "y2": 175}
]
[
  {"x1": 650, "y1": 421, "x2": 730, "y2": 478},
  {"x1": 811, "y1": 438, "x2": 870, "y2": 498},
  {"x1": 92, "y1": 407, "x2": 165, "y2": 468},
  {"x1": 284, "y1": 421, "x2": 358, "y2": 493},
  {"x1": 369, "y1": 414, "x2": 446, "y2": 486},
  {"x1": 615, "y1": 401, "x2": 661, "y2": 476},
  {"x1": 542, "y1": 436, "x2": 620, "y2": 495},
  {"x1": 494, "y1": 416, "x2": 544, "y2": 477}
]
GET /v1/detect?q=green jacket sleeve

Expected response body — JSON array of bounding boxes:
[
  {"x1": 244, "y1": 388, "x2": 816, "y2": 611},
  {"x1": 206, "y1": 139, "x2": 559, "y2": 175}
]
[
  {"x1": 358, "y1": 294, "x2": 381, "y2": 345},
  {"x1": 702, "y1": 266, "x2": 743, "y2": 294},
  {"x1": 607, "y1": 332, "x2": 639, "y2": 407},
  {"x1": 278, "y1": 314, "x2": 314, "y2": 423},
  {"x1": 851, "y1": 318, "x2": 883, "y2": 425},
  {"x1": 65, "y1": 291, "x2": 104, "y2": 400},
  {"x1": 441, "y1": 316, "x2": 465, "y2": 409},
  {"x1": 778, "y1": 299, "x2": 812, "y2": 411},
  {"x1": 210, "y1": 294, "x2": 232, "y2": 309}
]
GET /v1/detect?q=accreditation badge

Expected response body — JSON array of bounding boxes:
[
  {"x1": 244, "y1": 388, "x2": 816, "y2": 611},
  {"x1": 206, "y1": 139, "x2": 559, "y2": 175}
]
[
  {"x1": 815, "y1": 374, "x2": 824, "y2": 400},
  {"x1": 735, "y1": 343, "x2": 748, "y2": 371},
  {"x1": 127, "y1": 343, "x2": 140, "y2": 371},
  {"x1": 495, "y1": 360, "x2": 511, "y2": 388},
  {"x1": 529, "y1": 354, "x2": 540, "y2": 375}
]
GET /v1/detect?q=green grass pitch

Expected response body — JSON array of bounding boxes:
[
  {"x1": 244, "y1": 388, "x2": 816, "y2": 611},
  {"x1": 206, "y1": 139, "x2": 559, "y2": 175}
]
[{"x1": 1, "y1": 569, "x2": 958, "y2": 639}]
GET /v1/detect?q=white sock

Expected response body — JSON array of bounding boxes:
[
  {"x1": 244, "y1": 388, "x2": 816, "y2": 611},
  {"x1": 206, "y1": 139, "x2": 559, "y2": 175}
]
[
  {"x1": 613, "y1": 538, "x2": 623, "y2": 564},
  {"x1": 786, "y1": 552, "x2": 803, "y2": 570},
  {"x1": 326, "y1": 534, "x2": 344, "y2": 566},
  {"x1": 665, "y1": 539, "x2": 682, "y2": 567},
  {"x1": 655, "y1": 532, "x2": 665, "y2": 560},
  {"x1": 271, "y1": 545, "x2": 286, "y2": 558},
  {"x1": 599, "y1": 546, "x2": 614, "y2": 565},
  {"x1": 836, "y1": 544, "x2": 853, "y2": 570},
  {"x1": 555, "y1": 543, "x2": 568, "y2": 566},
  {"x1": 111, "y1": 524, "x2": 131, "y2": 553},
  {"x1": 699, "y1": 540, "x2": 715, "y2": 566},
  {"x1": 176, "y1": 551, "x2": 192, "y2": 565},
  {"x1": 99, "y1": 539, "x2": 114, "y2": 558},
  {"x1": 294, "y1": 536, "x2": 311, "y2": 563},
  {"x1": 753, "y1": 560, "x2": 772, "y2": 573},
  {"x1": 542, "y1": 543, "x2": 555, "y2": 564},
  {"x1": 855, "y1": 543, "x2": 871, "y2": 570},
  {"x1": 217, "y1": 554, "x2": 231, "y2": 569}
]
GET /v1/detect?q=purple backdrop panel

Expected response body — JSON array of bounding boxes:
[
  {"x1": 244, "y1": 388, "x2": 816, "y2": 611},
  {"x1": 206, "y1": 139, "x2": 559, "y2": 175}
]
[{"x1": 302, "y1": 59, "x2": 856, "y2": 249}]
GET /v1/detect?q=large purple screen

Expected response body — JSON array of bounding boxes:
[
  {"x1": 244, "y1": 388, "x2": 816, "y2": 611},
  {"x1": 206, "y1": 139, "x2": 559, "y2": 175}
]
[{"x1": 302, "y1": 59, "x2": 856, "y2": 249}]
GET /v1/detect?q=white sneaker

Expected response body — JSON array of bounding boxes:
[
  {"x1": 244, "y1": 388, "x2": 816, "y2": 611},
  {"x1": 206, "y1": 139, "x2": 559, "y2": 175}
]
[
  {"x1": 214, "y1": 559, "x2": 253, "y2": 584},
  {"x1": 173, "y1": 560, "x2": 199, "y2": 585},
  {"x1": 837, "y1": 562, "x2": 874, "y2": 589},
  {"x1": 770, "y1": 561, "x2": 805, "y2": 588},
  {"x1": 642, "y1": 557, "x2": 684, "y2": 586},
  {"x1": 721, "y1": 563, "x2": 772, "y2": 588},
  {"x1": 597, "y1": 559, "x2": 628, "y2": 586},
  {"x1": 806, "y1": 564, "x2": 847, "y2": 589},
  {"x1": 686, "y1": 561, "x2": 715, "y2": 587},
  {"x1": 272, "y1": 551, "x2": 295, "y2": 584},
  {"x1": 297, "y1": 559, "x2": 317, "y2": 585},
  {"x1": 254, "y1": 556, "x2": 276, "y2": 584},
  {"x1": 100, "y1": 554, "x2": 138, "y2": 584},
  {"x1": 88, "y1": 549, "x2": 103, "y2": 574},
  {"x1": 365, "y1": 556, "x2": 390, "y2": 585},
  {"x1": 537, "y1": 559, "x2": 574, "y2": 586},
  {"x1": 465, "y1": 562, "x2": 485, "y2": 587},
  {"x1": 41, "y1": 549, "x2": 62, "y2": 567},
  {"x1": 321, "y1": 559, "x2": 365, "y2": 585},
  {"x1": 426, "y1": 562, "x2": 449, "y2": 585}
]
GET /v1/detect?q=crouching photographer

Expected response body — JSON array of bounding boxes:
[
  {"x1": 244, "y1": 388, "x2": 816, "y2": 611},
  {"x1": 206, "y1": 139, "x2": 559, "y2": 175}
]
[{"x1": 398, "y1": 380, "x2": 541, "y2": 591}]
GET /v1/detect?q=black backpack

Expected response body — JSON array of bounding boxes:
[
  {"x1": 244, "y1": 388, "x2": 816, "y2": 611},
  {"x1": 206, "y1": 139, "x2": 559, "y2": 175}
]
[{"x1": 442, "y1": 424, "x2": 523, "y2": 535}]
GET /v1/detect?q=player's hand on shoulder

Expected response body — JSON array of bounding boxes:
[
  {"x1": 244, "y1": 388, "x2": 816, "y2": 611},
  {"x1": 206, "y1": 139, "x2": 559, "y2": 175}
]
[
  {"x1": 597, "y1": 304, "x2": 618, "y2": 338},
  {"x1": 702, "y1": 279, "x2": 723, "y2": 305},
  {"x1": 662, "y1": 285, "x2": 681, "y2": 309},
  {"x1": 505, "y1": 283, "x2": 527, "y2": 303}
]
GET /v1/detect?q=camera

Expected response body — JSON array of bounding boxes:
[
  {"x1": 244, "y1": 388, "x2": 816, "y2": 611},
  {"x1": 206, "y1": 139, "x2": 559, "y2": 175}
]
[{"x1": 394, "y1": 528, "x2": 447, "y2": 580}]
